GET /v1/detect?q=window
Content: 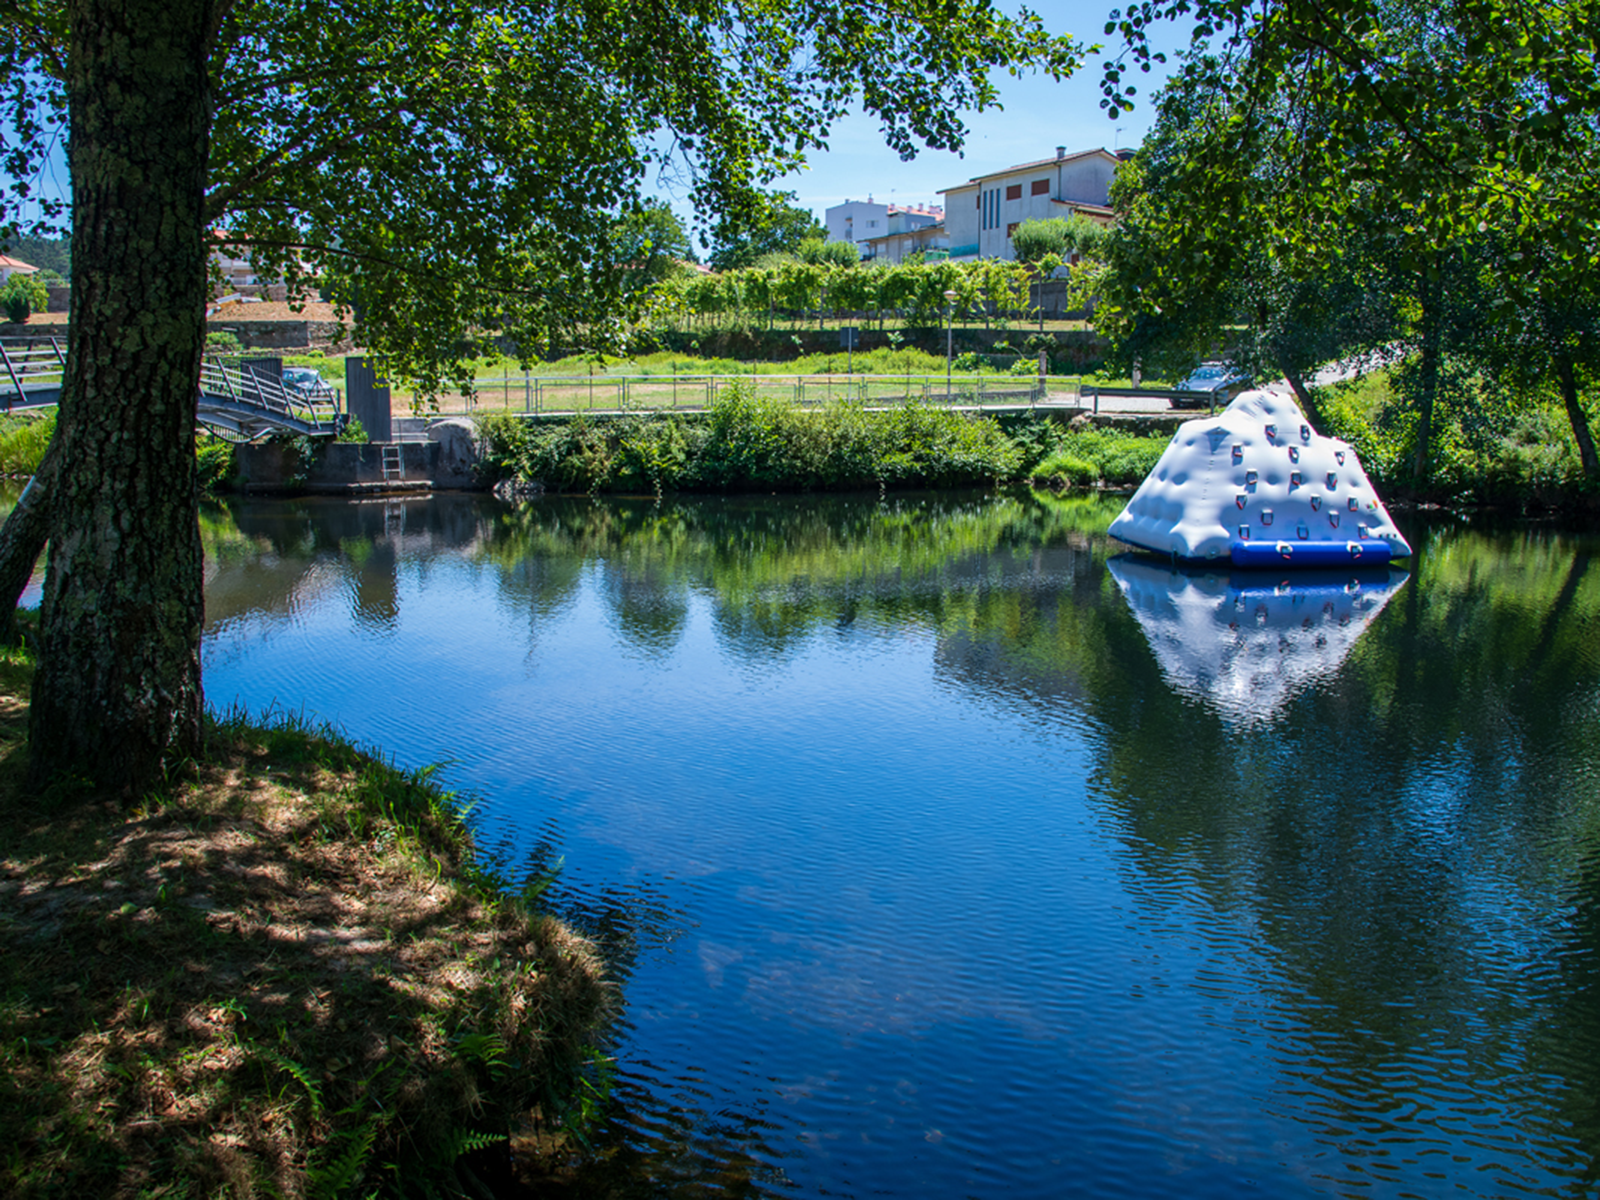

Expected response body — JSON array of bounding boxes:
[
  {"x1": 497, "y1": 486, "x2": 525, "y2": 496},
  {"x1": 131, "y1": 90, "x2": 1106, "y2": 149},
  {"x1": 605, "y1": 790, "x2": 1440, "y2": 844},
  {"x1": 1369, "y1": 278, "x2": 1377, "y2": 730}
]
[
  {"x1": 1006, "y1": 222, "x2": 1019, "y2": 238},
  {"x1": 1005, "y1": 183, "x2": 1022, "y2": 201},
  {"x1": 975, "y1": 194, "x2": 981, "y2": 208},
  {"x1": 1031, "y1": 179, "x2": 1050, "y2": 196}
]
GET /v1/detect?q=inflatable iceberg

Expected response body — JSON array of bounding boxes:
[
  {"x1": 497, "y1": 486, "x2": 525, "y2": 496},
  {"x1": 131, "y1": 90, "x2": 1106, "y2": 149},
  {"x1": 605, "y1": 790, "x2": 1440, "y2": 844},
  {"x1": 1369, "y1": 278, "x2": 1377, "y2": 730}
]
[
  {"x1": 1107, "y1": 555, "x2": 1409, "y2": 723},
  {"x1": 1107, "y1": 389, "x2": 1411, "y2": 567}
]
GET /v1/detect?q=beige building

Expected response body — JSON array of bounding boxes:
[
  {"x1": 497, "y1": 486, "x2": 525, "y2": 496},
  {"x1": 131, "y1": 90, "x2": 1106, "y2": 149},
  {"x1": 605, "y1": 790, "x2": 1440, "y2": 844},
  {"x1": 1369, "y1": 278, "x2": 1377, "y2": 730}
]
[{"x1": 940, "y1": 147, "x2": 1119, "y2": 261}]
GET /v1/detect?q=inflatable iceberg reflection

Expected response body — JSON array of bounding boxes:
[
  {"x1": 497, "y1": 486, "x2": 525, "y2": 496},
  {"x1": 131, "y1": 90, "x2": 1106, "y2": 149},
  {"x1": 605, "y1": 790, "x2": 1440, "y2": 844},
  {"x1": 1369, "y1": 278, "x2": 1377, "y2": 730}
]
[
  {"x1": 1107, "y1": 555, "x2": 1408, "y2": 722},
  {"x1": 1108, "y1": 389, "x2": 1411, "y2": 567}
]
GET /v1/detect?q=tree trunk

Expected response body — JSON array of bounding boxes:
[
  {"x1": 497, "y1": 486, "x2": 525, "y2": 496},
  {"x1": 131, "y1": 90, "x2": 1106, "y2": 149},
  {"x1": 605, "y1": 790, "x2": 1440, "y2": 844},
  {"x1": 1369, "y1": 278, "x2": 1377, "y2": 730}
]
[
  {"x1": 0, "y1": 435, "x2": 62, "y2": 642},
  {"x1": 1555, "y1": 352, "x2": 1599, "y2": 480},
  {"x1": 28, "y1": 0, "x2": 216, "y2": 796},
  {"x1": 1411, "y1": 268, "x2": 1442, "y2": 486},
  {"x1": 1281, "y1": 366, "x2": 1329, "y2": 433}
]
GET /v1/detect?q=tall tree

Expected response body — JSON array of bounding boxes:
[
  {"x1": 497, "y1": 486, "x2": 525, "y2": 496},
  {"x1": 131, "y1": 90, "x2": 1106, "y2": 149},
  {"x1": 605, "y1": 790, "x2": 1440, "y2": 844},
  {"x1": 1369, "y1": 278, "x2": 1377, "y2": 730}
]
[
  {"x1": 0, "y1": 0, "x2": 1082, "y2": 795},
  {"x1": 1097, "y1": 0, "x2": 1600, "y2": 479},
  {"x1": 706, "y1": 190, "x2": 825, "y2": 271}
]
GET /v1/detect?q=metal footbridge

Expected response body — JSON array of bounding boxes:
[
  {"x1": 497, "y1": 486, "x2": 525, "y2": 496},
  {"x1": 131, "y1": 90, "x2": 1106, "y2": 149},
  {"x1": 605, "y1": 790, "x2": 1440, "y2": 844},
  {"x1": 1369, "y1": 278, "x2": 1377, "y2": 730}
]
[{"x1": 0, "y1": 336, "x2": 341, "y2": 438}]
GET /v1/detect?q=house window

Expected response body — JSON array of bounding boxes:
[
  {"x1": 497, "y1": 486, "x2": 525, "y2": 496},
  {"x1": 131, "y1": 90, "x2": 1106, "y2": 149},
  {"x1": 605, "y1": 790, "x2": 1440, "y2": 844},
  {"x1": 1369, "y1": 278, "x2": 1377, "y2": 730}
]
[
  {"x1": 975, "y1": 194, "x2": 981, "y2": 208},
  {"x1": 1006, "y1": 222, "x2": 1019, "y2": 238},
  {"x1": 1005, "y1": 183, "x2": 1022, "y2": 201},
  {"x1": 1031, "y1": 179, "x2": 1049, "y2": 196}
]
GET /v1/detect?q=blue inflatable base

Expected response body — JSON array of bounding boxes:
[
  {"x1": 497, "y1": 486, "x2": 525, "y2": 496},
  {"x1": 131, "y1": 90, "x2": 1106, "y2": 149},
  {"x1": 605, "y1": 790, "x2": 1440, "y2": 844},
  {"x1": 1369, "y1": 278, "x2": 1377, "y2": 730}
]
[{"x1": 1230, "y1": 539, "x2": 1392, "y2": 568}]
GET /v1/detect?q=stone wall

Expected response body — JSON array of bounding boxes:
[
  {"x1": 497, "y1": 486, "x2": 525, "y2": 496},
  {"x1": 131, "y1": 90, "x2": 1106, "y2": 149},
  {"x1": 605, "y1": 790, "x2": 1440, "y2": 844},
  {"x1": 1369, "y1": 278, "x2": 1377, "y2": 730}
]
[{"x1": 207, "y1": 319, "x2": 349, "y2": 351}]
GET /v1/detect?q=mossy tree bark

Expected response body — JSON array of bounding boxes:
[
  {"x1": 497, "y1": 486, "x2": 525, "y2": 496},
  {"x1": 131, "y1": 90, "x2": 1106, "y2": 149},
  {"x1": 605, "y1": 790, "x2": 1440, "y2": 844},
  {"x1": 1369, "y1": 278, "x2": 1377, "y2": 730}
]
[{"x1": 27, "y1": 0, "x2": 218, "y2": 795}]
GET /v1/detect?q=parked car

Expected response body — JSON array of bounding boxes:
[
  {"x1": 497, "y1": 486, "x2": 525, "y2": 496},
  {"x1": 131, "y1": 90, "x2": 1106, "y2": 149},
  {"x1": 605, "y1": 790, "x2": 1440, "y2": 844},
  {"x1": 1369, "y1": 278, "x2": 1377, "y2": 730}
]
[
  {"x1": 282, "y1": 366, "x2": 337, "y2": 404},
  {"x1": 1172, "y1": 361, "x2": 1250, "y2": 407}
]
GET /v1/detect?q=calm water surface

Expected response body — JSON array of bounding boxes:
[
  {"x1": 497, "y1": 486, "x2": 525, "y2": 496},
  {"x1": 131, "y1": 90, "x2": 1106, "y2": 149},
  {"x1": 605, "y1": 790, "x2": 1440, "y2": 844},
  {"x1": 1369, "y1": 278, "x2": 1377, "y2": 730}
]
[{"x1": 191, "y1": 490, "x2": 1600, "y2": 1199}]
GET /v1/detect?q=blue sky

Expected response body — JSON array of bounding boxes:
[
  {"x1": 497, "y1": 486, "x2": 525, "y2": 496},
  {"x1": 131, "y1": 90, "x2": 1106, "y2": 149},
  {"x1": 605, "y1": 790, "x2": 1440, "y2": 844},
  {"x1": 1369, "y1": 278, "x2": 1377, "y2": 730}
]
[
  {"x1": 770, "y1": 29, "x2": 1178, "y2": 218},
  {"x1": 7, "y1": 2, "x2": 1182, "y2": 243},
  {"x1": 663, "y1": 0, "x2": 1184, "y2": 246}
]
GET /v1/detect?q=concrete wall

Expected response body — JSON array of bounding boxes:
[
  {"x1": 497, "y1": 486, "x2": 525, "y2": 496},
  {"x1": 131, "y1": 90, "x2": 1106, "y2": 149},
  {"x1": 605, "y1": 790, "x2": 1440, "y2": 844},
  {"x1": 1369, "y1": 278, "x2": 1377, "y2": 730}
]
[{"x1": 233, "y1": 420, "x2": 482, "y2": 493}]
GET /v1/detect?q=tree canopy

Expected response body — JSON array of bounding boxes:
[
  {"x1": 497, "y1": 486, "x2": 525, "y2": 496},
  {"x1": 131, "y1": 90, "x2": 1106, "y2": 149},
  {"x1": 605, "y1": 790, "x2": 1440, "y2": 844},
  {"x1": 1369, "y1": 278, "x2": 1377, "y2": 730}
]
[
  {"x1": 0, "y1": 0, "x2": 1084, "y2": 795},
  {"x1": 706, "y1": 191, "x2": 826, "y2": 272},
  {"x1": 1090, "y1": 0, "x2": 1600, "y2": 482}
]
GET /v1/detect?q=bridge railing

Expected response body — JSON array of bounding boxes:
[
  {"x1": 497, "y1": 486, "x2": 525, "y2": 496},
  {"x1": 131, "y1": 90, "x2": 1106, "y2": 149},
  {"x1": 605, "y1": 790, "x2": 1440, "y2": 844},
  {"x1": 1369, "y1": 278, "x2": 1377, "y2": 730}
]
[
  {"x1": 200, "y1": 357, "x2": 341, "y2": 434},
  {"x1": 0, "y1": 335, "x2": 67, "y2": 407}
]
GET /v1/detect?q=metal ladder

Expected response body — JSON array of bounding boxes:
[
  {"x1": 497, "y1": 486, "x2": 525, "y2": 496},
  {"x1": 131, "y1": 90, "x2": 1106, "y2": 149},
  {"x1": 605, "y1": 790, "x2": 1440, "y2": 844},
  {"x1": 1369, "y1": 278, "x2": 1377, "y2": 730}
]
[{"x1": 381, "y1": 444, "x2": 403, "y2": 482}]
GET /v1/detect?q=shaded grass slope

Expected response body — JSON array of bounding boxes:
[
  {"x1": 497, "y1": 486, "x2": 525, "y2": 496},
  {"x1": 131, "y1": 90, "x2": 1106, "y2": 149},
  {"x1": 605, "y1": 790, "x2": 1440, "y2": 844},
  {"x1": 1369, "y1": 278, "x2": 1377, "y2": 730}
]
[{"x1": 0, "y1": 641, "x2": 610, "y2": 1198}]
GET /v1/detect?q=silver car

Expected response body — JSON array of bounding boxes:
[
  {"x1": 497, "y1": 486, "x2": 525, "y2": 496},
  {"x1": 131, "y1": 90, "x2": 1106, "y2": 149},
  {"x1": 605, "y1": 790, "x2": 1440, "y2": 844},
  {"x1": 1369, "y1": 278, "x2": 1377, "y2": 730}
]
[{"x1": 1173, "y1": 361, "x2": 1249, "y2": 407}]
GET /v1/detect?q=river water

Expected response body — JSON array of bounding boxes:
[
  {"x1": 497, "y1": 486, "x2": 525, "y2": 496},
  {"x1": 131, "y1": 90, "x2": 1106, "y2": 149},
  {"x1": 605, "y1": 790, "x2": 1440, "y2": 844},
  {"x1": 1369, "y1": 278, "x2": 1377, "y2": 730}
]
[{"x1": 187, "y1": 489, "x2": 1600, "y2": 1198}]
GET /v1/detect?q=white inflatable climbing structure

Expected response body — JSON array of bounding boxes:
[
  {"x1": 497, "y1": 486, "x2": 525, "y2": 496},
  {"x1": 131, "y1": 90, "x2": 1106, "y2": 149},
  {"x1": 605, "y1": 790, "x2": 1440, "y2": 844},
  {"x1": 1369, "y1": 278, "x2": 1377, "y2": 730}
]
[{"x1": 1108, "y1": 389, "x2": 1411, "y2": 567}]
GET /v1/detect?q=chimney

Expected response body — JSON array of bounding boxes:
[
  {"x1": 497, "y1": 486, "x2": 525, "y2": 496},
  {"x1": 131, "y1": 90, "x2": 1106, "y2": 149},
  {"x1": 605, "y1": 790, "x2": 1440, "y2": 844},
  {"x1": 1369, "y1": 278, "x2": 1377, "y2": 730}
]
[{"x1": 1055, "y1": 146, "x2": 1066, "y2": 160}]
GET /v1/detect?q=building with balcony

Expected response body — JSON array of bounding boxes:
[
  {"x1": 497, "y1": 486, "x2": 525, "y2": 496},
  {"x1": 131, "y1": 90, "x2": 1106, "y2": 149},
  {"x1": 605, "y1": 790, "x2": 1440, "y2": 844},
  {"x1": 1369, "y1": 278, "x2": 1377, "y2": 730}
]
[
  {"x1": 940, "y1": 147, "x2": 1119, "y2": 261},
  {"x1": 824, "y1": 198, "x2": 944, "y2": 259}
]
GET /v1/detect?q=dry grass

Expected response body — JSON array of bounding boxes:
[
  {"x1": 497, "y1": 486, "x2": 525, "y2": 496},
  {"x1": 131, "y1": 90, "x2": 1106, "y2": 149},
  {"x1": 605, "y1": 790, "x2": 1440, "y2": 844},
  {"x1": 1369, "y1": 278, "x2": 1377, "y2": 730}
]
[{"x1": 0, "y1": 646, "x2": 611, "y2": 1198}]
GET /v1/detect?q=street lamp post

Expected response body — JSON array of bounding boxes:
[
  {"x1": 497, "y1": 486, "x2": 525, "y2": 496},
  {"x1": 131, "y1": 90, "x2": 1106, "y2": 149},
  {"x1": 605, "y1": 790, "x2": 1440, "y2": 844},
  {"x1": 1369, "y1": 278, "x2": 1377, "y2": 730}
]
[{"x1": 943, "y1": 289, "x2": 958, "y2": 402}]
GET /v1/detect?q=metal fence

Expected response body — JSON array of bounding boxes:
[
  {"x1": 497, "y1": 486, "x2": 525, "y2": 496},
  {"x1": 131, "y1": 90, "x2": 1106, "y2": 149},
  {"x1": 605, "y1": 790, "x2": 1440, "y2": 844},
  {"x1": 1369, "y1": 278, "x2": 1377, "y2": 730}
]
[
  {"x1": 418, "y1": 372, "x2": 1084, "y2": 417},
  {"x1": 0, "y1": 335, "x2": 67, "y2": 409}
]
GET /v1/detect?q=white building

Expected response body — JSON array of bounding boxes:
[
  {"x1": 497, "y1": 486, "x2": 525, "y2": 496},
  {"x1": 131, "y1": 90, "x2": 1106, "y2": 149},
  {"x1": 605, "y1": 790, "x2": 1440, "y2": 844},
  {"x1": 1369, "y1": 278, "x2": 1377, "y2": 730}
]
[
  {"x1": 940, "y1": 147, "x2": 1120, "y2": 261},
  {"x1": 824, "y1": 198, "x2": 943, "y2": 259},
  {"x1": 0, "y1": 255, "x2": 39, "y2": 284}
]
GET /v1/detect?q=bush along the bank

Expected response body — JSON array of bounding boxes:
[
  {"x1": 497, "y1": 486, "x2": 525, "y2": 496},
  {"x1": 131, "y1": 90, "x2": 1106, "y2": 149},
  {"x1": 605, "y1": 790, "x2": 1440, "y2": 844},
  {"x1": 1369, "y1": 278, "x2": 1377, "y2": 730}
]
[
  {"x1": 196, "y1": 434, "x2": 237, "y2": 492},
  {"x1": 478, "y1": 381, "x2": 1024, "y2": 493},
  {"x1": 1005, "y1": 416, "x2": 1170, "y2": 489},
  {"x1": 0, "y1": 641, "x2": 612, "y2": 1197},
  {"x1": 0, "y1": 412, "x2": 54, "y2": 477}
]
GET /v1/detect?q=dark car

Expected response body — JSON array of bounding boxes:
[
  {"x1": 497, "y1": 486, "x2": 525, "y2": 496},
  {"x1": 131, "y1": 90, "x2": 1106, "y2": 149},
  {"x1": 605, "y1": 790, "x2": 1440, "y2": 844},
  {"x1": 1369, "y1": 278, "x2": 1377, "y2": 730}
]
[{"x1": 1172, "y1": 361, "x2": 1250, "y2": 407}]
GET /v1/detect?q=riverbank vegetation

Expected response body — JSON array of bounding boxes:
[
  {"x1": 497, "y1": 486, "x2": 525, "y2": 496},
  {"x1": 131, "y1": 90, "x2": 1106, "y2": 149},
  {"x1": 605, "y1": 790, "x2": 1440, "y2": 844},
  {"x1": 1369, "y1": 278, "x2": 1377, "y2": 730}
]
[
  {"x1": 1082, "y1": 0, "x2": 1600, "y2": 494},
  {"x1": 0, "y1": 413, "x2": 55, "y2": 478},
  {"x1": 478, "y1": 383, "x2": 1028, "y2": 494},
  {"x1": 0, "y1": 634, "x2": 610, "y2": 1197}
]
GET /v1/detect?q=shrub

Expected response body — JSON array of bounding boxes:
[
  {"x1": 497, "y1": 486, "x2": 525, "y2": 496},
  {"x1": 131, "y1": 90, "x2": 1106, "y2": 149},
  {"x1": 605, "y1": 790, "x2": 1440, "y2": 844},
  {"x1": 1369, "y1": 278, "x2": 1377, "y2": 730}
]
[
  {"x1": 1034, "y1": 451, "x2": 1100, "y2": 486},
  {"x1": 0, "y1": 413, "x2": 54, "y2": 475},
  {"x1": 195, "y1": 435, "x2": 236, "y2": 491},
  {"x1": 478, "y1": 383, "x2": 1023, "y2": 494},
  {"x1": 0, "y1": 274, "x2": 47, "y2": 323},
  {"x1": 335, "y1": 416, "x2": 369, "y2": 444},
  {"x1": 1, "y1": 288, "x2": 30, "y2": 324},
  {"x1": 206, "y1": 330, "x2": 244, "y2": 354}
]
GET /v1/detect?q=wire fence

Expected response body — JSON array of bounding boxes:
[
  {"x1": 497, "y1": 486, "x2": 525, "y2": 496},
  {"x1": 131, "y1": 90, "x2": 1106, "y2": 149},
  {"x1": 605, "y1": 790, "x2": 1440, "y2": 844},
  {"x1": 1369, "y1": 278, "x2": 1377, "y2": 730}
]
[{"x1": 409, "y1": 372, "x2": 1086, "y2": 417}]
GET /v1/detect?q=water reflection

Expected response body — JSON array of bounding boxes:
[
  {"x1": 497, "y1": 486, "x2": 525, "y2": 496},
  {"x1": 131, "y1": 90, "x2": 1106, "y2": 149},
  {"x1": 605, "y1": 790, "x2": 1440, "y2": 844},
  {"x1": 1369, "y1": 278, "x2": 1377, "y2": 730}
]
[
  {"x1": 1106, "y1": 555, "x2": 1409, "y2": 723},
  {"x1": 188, "y1": 491, "x2": 1600, "y2": 1198}
]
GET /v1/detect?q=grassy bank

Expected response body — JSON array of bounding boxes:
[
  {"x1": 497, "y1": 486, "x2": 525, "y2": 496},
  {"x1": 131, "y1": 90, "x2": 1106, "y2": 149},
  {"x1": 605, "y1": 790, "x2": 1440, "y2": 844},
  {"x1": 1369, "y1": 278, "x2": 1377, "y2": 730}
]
[{"x1": 0, "y1": 637, "x2": 611, "y2": 1197}]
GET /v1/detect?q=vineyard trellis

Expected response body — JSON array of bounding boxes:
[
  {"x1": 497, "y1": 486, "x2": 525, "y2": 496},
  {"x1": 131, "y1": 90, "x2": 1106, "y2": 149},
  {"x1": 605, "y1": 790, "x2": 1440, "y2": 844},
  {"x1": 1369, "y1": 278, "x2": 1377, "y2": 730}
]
[{"x1": 649, "y1": 258, "x2": 1043, "y2": 333}]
